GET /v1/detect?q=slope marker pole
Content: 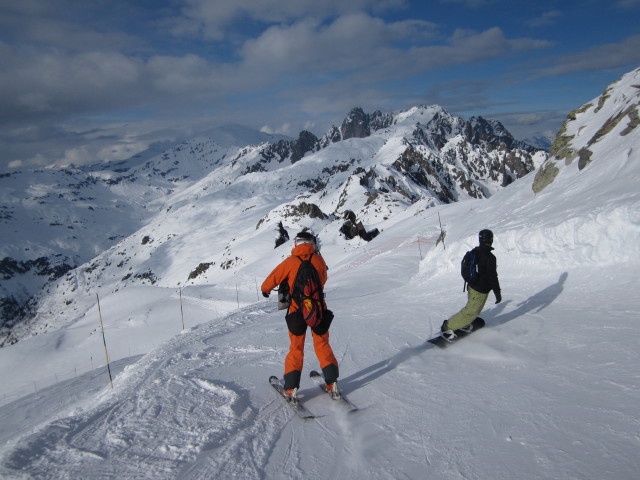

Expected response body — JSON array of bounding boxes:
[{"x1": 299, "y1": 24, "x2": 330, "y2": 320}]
[
  {"x1": 96, "y1": 293, "x2": 114, "y2": 389},
  {"x1": 437, "y1": 212, "x2": 446, "y2": 250},
  {"x1": 179, "y1": 287, "x2": 185, "y2": 330}
]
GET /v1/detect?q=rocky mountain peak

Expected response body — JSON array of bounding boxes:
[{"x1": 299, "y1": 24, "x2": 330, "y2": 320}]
[
  {"x1": 291, "y1": 130, "x2": 320, "y2": 163},
  {"x1": 341, "y1": 107, "x2": 371, "y2": 139}
]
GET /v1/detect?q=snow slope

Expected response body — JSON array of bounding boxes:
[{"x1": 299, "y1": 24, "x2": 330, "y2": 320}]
[{"x1": 0, "y1": 69, "x2": 639, "y2": 479}]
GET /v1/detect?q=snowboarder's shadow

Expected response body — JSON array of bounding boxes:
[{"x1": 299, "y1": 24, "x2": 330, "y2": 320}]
[
  {"x1": 340, "y1": 273, "x2": 568, "y2": 394},
  {"x1": 488, "y1": 271, "x2": 568, "y2": 326},
  {"x1": 340, "y1": 342, "x2": 429, "y2": 393}
]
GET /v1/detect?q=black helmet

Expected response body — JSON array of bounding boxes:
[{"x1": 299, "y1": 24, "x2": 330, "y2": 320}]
[
  {"x1": 479, "y1": 229, "x2": 493, "y2": 245},
  {"x1": 294, "y1": 230, "x2": 317, "y2": 246}
]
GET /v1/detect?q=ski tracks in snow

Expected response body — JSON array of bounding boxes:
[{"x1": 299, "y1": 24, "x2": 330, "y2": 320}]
[
  {"x1": 2, "y1": 285, "x2": 463, "y2": 480},
  {"x1": 1, "y1": 303, "x2": 377, "y2": 479},
  {"x1": 0, "y1": 307, "x2": 300, "y2": 479}
]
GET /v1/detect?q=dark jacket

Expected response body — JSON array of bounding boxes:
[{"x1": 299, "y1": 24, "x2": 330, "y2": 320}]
[{"x1": 468, "y1": 244, "x2": 501, "y2": 296}]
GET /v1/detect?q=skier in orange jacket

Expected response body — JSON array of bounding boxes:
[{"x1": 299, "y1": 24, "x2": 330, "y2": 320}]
[{"x1": 261, "y1": 230, "x2": 339, "y2": 400}]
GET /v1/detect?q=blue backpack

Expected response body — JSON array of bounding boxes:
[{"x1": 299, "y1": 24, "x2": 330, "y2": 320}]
[{"x1": 461, "y1": 247, "x2": 479, "y2": 291}]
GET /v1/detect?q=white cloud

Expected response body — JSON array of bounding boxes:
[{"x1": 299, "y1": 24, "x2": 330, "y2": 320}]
[
  {"x1": 260, "y1": 123, "x2": 292, "y2": 136},
  {"x1": 8, "y1": 159, "x2": 24, "y2": 168},
  {"x1": 439, "y1": 0, "x2": 488, "y2": 7},
  {"x1": 0, "y1": 1, "x2": 145, "y2": 52},
  {"x1": 0, "y1": 0, "x2": 629, "y2": 170},
  {"x1": 147, "y1": 54, "x2": 215, "y2": 92},
  {"x1": 381, "y1": 27, "x2": 551, "y2": 77},
  {"x1": 240, "y1": 15, "x2": 542, "y2": 81},
  {"x1": 525, "y1": 10, "x2": 562, "y2": 28},
  {"x1": 0, "y1": 2, "x2": 550, "y2": 133},
  {"x1": 616, "y1": 0, "x2": 640, "y2": 8},
  {"x1": 59, "y1": 145, "x2": 94, "y2": 167},
  {"x1": 536, "y1": 35, "x2": 640, "y2": 76},
  {"x1": 0, "y1": 47, "x2": 145, "y2": 122},
  {"x1": 170, "y1": 0, "x2": 407, "y2": 39},
  {"x1": 240, "y1": 15, "x2": 399, "y2": 73}
]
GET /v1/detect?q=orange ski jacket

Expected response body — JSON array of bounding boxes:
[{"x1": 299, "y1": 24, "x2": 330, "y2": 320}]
[{"x1": 261, "y1": 242, "x2": 328, "y2": 313}]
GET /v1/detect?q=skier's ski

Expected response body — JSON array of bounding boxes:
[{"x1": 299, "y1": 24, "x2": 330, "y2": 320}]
[
  {"x1": 309, "y1": 370, "x2": 358, "y2": 412},
  {"x1": 428, "y1": 317, "x2": 485, "y2": 348},
  {"x1": 269, "y1": 376, "x2": 315, "y2": 419}
]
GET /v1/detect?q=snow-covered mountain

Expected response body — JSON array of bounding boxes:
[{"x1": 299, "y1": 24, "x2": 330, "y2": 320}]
[
  {"x1": 0, "y1": 67, "x2": 638, "y2": 479},
  {"x1": 533, "y1": 68, "x2": 640, "y2": 193},
  {"x1": 1, "y1": 105, "x2": 545, "y2": 345},
  {"x1": 0, "y1": 126, "x2": 292, "y2": 338}
]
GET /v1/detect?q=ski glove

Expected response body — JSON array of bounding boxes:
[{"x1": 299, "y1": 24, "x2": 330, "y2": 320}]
[
  {"x1": 262, "y1": 291, "x2": 270, "y2": 298},
  {"x1": 495, "y1": 291, "x2": 502, "y2": 304}
]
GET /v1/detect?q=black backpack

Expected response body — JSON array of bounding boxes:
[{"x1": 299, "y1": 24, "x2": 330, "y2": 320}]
[
  {"x1": 461, "y1": 247, "x2": 479, "y2": 291},
  {"x1": 290, "y1": 254, "x2": 325, "y2": 328}
]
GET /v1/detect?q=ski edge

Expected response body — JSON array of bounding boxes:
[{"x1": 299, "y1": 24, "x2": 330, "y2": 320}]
[
  {"x1": 269, "y1": 375, "x2": 315, "y2": 419},
  {"x1": 309, "y1": 370, "x2": 358, "y2": 412}
]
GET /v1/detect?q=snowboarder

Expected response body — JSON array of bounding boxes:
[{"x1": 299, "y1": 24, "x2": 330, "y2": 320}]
[
  {"x1": 261, "y1": 230, "x2": 339, "y2": 401},
  {"x1": 440, "y1": 229, "x2": 502, "y2": 341}
]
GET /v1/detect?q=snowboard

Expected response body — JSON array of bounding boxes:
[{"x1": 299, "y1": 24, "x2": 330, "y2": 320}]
[
  {"x1": 428, "y1": 317, "x2": 485, "y2": 348},
  {"x1": 269, "y1": 375, "x2": 315, "y2": 419}
]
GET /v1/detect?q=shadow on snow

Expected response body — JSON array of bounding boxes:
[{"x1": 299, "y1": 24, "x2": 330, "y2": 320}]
[{"x1": 339, "y1": 272, "x2": 569, "y2": 394}]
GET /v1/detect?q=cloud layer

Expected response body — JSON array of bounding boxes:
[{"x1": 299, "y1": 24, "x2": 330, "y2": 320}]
[{"x1": 1, "y1": 0, "x2": 639, "y2": 168}]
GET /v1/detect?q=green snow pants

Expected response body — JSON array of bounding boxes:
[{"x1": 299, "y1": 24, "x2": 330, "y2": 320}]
[{"x1": 445, "y1": 287, "x2": 489, "y2": 331}]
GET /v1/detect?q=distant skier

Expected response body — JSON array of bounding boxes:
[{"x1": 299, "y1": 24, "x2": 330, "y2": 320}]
[
  {"x1": 261, "y1": 230, "x2": 339, "y2": 401},
  {"x1": 440, "y1": 229, "x2": 501, "y2": 341}
]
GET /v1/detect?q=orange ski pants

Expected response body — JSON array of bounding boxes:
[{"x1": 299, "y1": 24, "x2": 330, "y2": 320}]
[{"x1": 284, "y1": 329, "x2": 338, "y2": 388}]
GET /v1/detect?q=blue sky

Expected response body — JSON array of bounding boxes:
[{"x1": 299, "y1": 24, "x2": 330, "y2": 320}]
[{"x1": 1, "y1": 0, "x2": 639, "y2": 169}]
